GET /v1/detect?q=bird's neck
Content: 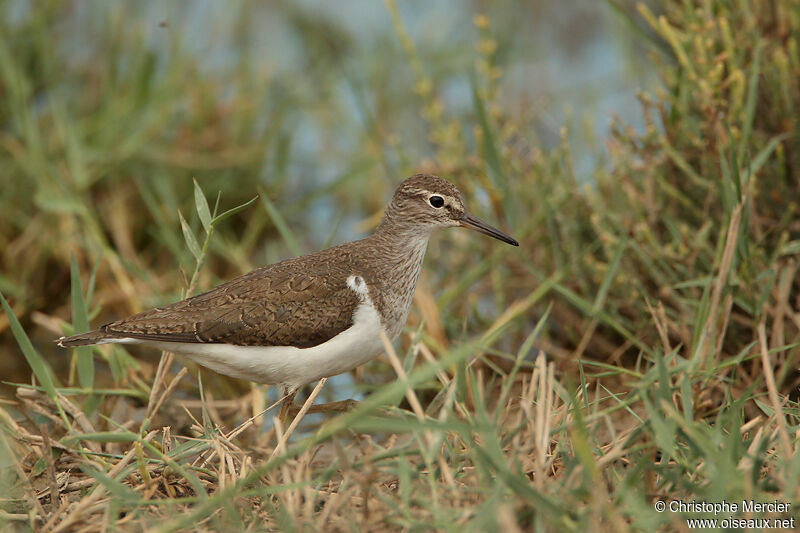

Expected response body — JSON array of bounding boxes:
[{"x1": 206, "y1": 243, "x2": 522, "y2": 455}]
[
  {"x1": 363, "y1": 221, "x2": 432, "y2": 337},
  {"x1": 370, "y1": 220, "x2": 431, "y2": 280}
]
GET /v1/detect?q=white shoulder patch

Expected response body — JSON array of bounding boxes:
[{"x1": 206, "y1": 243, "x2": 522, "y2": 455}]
[{"x1": 346, "y1": 275, "x2": 370, "y2": 301}]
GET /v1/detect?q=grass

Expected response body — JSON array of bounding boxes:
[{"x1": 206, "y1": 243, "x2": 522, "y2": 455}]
[{"x1": 1, "y1": 0, "x2": 799, "y2": 531}]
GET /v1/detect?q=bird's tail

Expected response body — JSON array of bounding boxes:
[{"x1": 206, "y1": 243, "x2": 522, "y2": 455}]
[{"x1": 57, "y1": 330, "x2": 112, "y2": 348}]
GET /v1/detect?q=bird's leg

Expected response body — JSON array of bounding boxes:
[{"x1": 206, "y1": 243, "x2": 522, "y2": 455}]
[
  {"x1": 277, "y1": 385, "x2": 297, "y2": 426},
  {"x1": 287, "y1": 398, "x2": 359, "y2": 416}
]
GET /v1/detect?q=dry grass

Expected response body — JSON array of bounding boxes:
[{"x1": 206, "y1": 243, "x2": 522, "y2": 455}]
[{"x1": 2, "y1": 337, "x2": 568, "y2": 531}]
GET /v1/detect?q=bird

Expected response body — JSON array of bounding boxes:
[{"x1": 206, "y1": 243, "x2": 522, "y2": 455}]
[{"x1": 58, "y1": 174, "x2": 519, "y2": 421}]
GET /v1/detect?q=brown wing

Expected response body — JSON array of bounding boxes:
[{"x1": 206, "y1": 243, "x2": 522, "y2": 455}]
[{"x1": 99, "y1": 249, "x2": 362, "y2": 348}]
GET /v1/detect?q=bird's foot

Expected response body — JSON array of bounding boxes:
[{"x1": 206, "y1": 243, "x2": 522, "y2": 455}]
[{"x1": 287, "y1": 399, "x2": 359, "y2": 416}]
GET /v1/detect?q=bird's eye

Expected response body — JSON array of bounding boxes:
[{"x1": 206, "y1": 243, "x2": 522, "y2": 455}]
[{"x1": 429, "y1": 195, "x2": 445, "y2": 208}]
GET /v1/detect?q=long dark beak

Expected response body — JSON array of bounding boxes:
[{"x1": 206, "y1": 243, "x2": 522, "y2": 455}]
[{"x1": 459, "y1": 212, "x2": 519, "y2": 246}]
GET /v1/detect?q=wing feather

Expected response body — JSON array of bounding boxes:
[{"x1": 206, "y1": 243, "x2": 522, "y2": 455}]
[{"x1": 100, "y1": 249, "x2": 364, "y2": 348}]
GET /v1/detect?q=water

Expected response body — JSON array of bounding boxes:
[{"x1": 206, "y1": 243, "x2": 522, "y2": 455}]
[{"x1": 13, "y1": 1, "x2": 657, "y2": 187}]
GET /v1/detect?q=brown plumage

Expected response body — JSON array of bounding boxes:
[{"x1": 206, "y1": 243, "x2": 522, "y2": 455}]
[{"x1": 64, "y1": 247, "x2": 362, "y2": 348}]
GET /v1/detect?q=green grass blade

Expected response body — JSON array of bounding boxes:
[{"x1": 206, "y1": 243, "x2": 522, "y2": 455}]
[
  {"x1": 595, "y1": 238, "x2": 626, "y2": 308},
  {"x1": 70, "y1": 253, "x2": 94, "y2": 389},
  {"x1": 178, "y1": 209, "x2": 202, "y2": 261},
  {"x1": 0, "y1": 291, "x2": 70, "y2": 427},
  {"x1": 210, "y1": 195, "x2": 257, "y2": 226},
  {"x1": 8, "y1": 383, "x2": 147, "y2": 399},
  {"x1": 737, "y1": 40, "x2": 762, "y2": 166},
  {"x1": 748, "y1": 133, "x2": 790, "y2": 178},
  {"x1": 1, "y1": 292, "x2": 59, "y2": 399},
  {"x1": 552, "y1": 282, "x2": 652, "y2": 356},
  {"x1": 193, "y1": 178, "x2": 212, "y2": 234},
  {"x1": 68, "y1": 431, "x2": 140, "y2": 443},
  {"x1": 80, "y1": 464, "x2": 140, "y2": 504},
  {"x1": 470, "y1": 71, "x2": 507, "y2": 191},
  {"x1": 85, "y1": 254, "x2": 102, "y2": 308}
]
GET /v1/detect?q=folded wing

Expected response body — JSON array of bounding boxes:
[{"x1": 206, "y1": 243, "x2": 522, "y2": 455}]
[{"x1": 66, "y1": 254, "x2": 363, "y2": 349}]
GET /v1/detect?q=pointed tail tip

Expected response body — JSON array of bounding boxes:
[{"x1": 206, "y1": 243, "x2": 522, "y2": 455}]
[
  {"x1": 56, "y1": 335, "x2": 79, "y2": 348},
  {"x1": 56, "y1": 330, "x2": 108, "y2": 348}
]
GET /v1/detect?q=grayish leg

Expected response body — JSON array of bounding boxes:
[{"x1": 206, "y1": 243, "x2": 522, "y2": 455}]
[
  {"x1": 277, "y1": 385, "x2": 297, "y2": 425},
  {"x1": 288, "y1": 398, "x2": 360, "y2": 416}
]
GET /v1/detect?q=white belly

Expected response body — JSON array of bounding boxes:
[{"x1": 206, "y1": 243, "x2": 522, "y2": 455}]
[{"x1": 107, "y1": 278, "x2": 389, "y2": 389}]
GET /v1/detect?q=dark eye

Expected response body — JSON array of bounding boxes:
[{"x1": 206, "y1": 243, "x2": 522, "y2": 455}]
[{"x1": 429, "y1": 195, "x2": 445, "y2": 208}]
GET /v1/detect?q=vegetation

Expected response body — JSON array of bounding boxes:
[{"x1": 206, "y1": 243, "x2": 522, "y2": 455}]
[{"x1": 1, "y1": 1, "x2": 798, "y2": 530}]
